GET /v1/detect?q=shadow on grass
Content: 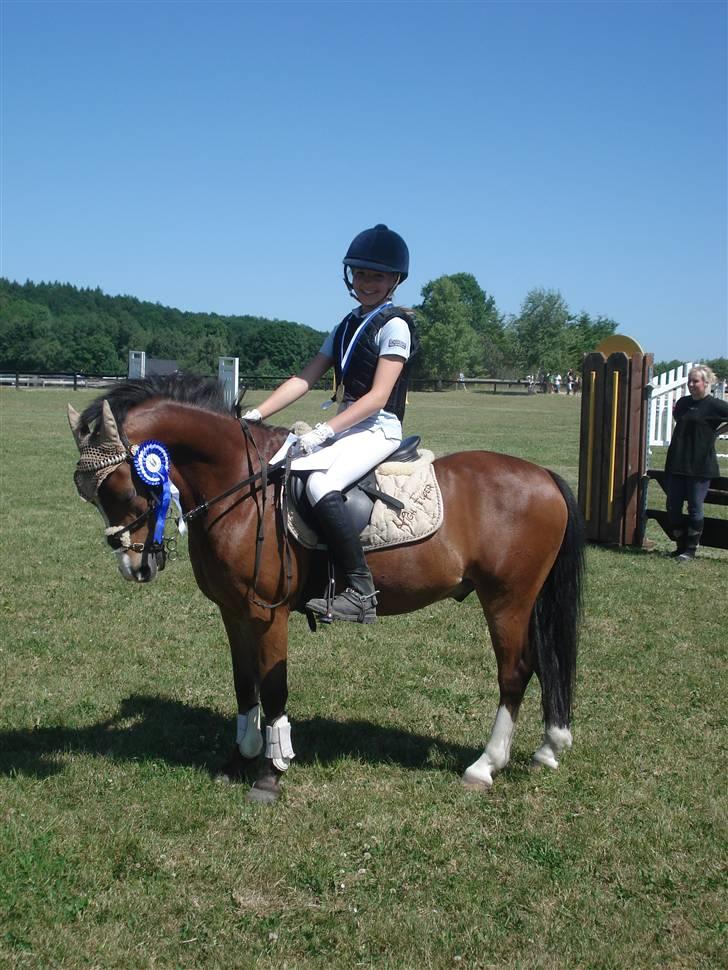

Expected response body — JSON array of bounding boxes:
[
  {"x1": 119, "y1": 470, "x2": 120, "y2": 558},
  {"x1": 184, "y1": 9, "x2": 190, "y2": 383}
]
[
  {"x1": 589, "y1": 541, "x2": 728, "y2": 560},
  {"x1": 0, "y1": 693, "x2": 477, "y2": 780}
]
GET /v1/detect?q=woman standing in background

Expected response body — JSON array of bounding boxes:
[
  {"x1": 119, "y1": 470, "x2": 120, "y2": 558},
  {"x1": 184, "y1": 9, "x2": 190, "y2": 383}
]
[{"x1": 665, "y1": 365, "x2": 728, "y2": 561}]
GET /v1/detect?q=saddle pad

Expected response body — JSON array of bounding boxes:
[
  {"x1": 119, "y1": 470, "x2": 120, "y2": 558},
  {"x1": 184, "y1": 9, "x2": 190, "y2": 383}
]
[{"x1": 286, "y1": 450, "x2": 443, "y2": 551}]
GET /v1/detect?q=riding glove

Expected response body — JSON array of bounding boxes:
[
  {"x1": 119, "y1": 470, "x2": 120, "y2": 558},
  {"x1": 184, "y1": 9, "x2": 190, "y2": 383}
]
[
  {"x1": 296, "y1": 422, "x2": 335, "y2": 454},
  {"x1": 242, "y1": 409, "x2": 263, "y2": 422}
]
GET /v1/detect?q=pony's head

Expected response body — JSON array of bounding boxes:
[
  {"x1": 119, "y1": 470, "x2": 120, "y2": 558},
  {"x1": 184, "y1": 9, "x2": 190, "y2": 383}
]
[{"x1": 68, "y1": 397, "x2": 166, "y2": 583}]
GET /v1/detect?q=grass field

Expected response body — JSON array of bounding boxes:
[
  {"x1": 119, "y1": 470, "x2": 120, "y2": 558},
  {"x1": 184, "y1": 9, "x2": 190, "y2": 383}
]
[{"x1": 1, "y1": 387, "x2": 726, "y2": 969}]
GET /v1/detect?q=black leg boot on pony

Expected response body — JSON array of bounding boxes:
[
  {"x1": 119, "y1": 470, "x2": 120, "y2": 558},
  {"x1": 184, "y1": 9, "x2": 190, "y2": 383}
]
[{"x1": 305, "y1": 491, "x2": 378, "y2": 624}]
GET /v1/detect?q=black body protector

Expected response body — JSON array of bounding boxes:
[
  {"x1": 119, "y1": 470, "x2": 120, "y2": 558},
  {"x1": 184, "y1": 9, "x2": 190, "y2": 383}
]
[{"x1": 332, "y1": 305, "x2": 418, "y2": 422}]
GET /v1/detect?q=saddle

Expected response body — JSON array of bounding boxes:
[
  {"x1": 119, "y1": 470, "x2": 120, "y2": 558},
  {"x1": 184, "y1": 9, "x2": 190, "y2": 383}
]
[{"x1": 287, "y1": 435, "x2": 421, "y2": 537}]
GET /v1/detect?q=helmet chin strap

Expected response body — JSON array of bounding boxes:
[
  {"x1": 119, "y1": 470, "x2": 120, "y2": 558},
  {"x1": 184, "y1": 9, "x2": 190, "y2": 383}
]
[{"x1": 386, "y1": 275, "x2": 401, "y2": 300}]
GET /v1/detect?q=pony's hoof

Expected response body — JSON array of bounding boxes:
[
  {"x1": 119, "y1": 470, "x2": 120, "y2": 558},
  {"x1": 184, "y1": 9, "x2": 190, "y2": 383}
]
[
  {"x1": 246, "y1": 760, "x2": 283, "y2": 804},
  {"x1": 461, "y1": 778, "x2": 493, "y2": 793},
  {"x1": 461, "y1": 769, "x2": 494, "y2": 792},
  {"x1": 531, "y1": 753, "x2": 558, "y2": 770},
  {"x1": 461, "y1": 755, "x2": 495, "y2": 791},
  {"x1": 216, "y1": 746, "x2": 254, "y2": 783},
  {"x1": 247, "y1": 783, "x2": 280, "y2": 805}
]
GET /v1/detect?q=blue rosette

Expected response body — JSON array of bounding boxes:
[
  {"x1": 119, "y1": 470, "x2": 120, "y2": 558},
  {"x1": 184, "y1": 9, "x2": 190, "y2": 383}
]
[{"x1": 133, "y1": 440, "x2": 172, "y2": 544}]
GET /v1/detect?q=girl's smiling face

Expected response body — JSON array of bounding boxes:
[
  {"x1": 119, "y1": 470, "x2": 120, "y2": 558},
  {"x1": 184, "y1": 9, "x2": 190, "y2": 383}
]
[
  {"x1": 350, "y1": 268, "x2": 398, "y2": 310},
  {"x1": 687, "y1": 369, "x2": 709, "y2": 400}
]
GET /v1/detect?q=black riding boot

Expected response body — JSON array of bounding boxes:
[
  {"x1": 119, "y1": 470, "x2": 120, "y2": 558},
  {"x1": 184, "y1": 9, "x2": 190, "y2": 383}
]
[
  {"x1": 678, "y1": 526, "x2": 702, "y2": 562},
  {"x1": 669, "y1": 526, "x2": 687, "y2": 558},
  {"x1": 305, "y1": 491, "x2": 378, "y2": 624}
]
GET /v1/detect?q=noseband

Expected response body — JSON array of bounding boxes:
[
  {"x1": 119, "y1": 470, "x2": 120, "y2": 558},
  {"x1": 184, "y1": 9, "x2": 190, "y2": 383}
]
[{"x1": 103, "y1": 493, "x2": 164, "y2": 555}]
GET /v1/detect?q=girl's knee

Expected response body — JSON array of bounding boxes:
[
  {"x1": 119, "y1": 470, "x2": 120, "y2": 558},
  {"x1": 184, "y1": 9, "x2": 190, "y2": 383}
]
[{"x1": 306, "y1": 473, "x2": 329, "y2": 505}]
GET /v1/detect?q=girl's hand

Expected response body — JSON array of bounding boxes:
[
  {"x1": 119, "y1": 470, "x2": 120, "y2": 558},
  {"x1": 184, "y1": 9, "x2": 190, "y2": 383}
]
[
  {"x1": 296, "y1": 423, "x2": 335, "y2": 454},
  {"x1": 242, "y1": 409, "x2": 262, "y2": 422}
]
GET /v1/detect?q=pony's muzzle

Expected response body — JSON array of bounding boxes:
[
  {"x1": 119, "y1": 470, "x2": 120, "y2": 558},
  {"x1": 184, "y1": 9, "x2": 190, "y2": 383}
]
[{"x1": 116, "y1": 547, "x2": 160, "y2": 583}]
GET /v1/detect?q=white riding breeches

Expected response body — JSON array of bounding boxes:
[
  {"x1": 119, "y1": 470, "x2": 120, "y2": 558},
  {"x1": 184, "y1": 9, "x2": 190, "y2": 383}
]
[{"x1": 305, "y1": 427, "x2": 400, "y2": 506}]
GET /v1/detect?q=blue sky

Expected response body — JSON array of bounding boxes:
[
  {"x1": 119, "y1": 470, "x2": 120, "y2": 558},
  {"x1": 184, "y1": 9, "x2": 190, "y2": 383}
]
[{"x1": 2, "y1": 0, "x2": 726, "y2": 363}]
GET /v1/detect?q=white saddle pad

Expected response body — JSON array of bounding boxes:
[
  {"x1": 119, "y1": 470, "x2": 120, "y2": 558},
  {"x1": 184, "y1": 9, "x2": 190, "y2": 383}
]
[{"x1": 287, "y1": 449, "x2": 443, "y2": 551}]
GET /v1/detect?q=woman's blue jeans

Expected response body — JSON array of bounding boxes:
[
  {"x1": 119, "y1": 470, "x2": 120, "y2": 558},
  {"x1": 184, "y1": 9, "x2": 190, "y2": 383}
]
[{"x1": 665, "y1": 473, "x2": 710, "y2": 532}]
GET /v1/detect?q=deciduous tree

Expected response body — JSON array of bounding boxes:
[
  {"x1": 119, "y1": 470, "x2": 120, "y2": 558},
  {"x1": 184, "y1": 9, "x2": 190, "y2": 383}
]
[{"x1": 414, "y1": 277, "x2": 479, "y2": 379}]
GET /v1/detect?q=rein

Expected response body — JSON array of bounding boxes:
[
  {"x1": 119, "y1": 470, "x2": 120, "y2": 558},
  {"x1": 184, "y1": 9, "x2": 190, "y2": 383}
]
[
  {"x1": 236, "y1": 421, "x2": 295, "y2": 611},
  {"x1": 181, "y1": 420, "x2": 295, "y2": 610},
  {"x1": 181, "y1": 460, "x2": 277, "y2": 524}
]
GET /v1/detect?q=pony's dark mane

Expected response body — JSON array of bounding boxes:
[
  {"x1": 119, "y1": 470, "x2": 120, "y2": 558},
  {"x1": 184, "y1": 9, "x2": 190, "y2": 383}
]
[{"x1": 79, "y1": 373, "x2": 230, "y2": 431}]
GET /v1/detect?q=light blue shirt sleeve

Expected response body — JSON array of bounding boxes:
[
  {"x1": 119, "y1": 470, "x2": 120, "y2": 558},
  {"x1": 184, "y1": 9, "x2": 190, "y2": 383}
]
[
  {"x1": 376, "y1": 317, "x2": 411, "y2": 360},
  {"x1": 319, "y1": 328, "x2": 336, "y2": 358}
]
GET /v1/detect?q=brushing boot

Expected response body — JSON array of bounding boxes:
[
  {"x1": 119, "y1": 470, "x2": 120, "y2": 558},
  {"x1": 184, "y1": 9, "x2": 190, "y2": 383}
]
[
  {"x1": 678, "y1": 527, "x2": 702, "y2": 562},
  {"x1": 305, "y1": 491, "x2": 378, "y2": 624}
]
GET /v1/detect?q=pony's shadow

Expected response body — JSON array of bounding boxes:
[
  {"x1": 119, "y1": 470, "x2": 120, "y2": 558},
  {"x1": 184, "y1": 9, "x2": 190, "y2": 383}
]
[{"x1": 0, "y1": 694, "x2": 477, "y2": 780}]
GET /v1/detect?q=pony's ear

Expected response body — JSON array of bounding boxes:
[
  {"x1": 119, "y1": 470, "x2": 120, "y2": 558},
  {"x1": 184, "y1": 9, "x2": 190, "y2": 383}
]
[
  {"x1": 100, "y1": 400, "x2": 125, "y2": 450},
  {"x1": 67, "y1": 404, "x2": 84, "y2": 450}
]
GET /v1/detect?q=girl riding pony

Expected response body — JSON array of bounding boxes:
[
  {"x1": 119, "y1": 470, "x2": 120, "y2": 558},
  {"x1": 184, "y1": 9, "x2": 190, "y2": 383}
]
[{"x1": 243, "y1": 224, "x2": 417, "y2": 623}]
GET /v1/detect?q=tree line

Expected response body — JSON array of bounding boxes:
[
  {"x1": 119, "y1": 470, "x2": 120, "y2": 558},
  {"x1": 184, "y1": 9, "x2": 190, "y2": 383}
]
[
  {"x1": 653, "y1": 357, "x2": 728, "y2": 379},
  {"x1": 0, "y1": 279, "x2": 325, "y2": 377},
  {"x1": 412, "y1": 273, "x2": 620, "y2": 379},
  {"x1": 2, "y1": 275, "x2": 720, "y2": 381}
]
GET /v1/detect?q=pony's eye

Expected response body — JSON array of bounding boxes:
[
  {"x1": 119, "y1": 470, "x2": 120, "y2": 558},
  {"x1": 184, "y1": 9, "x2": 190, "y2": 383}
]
[{"x1": 99, "y1": 481, "x2": 136, "y2": 504}]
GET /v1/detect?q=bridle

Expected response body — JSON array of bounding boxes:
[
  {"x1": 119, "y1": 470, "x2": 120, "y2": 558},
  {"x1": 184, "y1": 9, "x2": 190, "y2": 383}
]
[
  {"x1": 89, "y1": 453, "x2": 174, "y2": 566},
  {"x1": 75, "y1": 420, "x2": 294, "y2": 606},
  {"x1": 104, "y1": 491, "x2": 164, "y2": 555}
]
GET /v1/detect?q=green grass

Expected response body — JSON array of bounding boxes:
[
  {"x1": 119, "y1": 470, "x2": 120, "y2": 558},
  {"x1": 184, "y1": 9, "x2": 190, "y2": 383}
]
[{"x1": 1, "y1": 387, "x2": 726, "y2": 969}]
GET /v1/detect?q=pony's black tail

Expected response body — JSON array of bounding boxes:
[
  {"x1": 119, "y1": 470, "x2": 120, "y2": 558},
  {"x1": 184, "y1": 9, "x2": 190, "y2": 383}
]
[{"x1": 531, "y1": 473, "x2": 585, "y2": 728}]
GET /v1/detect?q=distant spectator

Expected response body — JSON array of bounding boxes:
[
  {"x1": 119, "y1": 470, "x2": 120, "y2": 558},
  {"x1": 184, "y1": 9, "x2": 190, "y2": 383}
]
[
  {"x1": 665, "y1": 364, "x2": 728, "y2": 561},
  {"x1": 566, "y1": 369, "x2": 575, "y2": 395},
  {"x1": 553, "y1": 373, "x2": 562, "y2": 394},
  {"x1": 457, "y1": 371, "x2": 467, "y2": 391}
]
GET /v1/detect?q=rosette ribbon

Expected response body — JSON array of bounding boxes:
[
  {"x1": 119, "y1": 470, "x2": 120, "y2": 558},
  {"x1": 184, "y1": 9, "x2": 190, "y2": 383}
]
[{"x1": 132, "y1": 440, "x2": 186, "y2": 543}]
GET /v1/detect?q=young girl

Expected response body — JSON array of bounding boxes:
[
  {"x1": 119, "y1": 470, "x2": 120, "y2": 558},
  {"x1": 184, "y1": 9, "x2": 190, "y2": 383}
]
[
  {"x1": 665, "y1": 365, "x2": 728, "y2": 560},
  {"x1": 243, "y1": 224, "x2": 417, "y2": 622}
]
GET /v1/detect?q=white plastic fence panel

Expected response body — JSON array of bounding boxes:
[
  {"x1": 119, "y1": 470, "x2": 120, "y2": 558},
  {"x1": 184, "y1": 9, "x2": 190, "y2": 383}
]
[
  {"x1": 218, "y1": 356, "x2": 239, "y2": 409},
  {"x1": 648, "y1": 363, "x2": 692, "y2": 447},
  {"x1": 128, "y1": 350, "x2": 146, "y2": 379}
]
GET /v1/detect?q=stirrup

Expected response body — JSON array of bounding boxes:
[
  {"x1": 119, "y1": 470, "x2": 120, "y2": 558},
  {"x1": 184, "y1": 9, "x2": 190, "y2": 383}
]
[{"x1": 306, "y1": 588, "x2": 378, "y2": 625}]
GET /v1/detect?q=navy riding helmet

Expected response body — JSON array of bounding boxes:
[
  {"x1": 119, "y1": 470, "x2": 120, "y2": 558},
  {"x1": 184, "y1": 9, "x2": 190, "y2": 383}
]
[{"x1": 343, "y1": 224, "x2": 409, "y2": 282}]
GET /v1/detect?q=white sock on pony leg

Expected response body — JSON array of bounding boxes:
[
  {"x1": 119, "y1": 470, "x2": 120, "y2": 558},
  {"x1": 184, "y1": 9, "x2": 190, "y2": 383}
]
[
  {"x1": 532, "y1": 724, "x2": 572, "y2": 769},
  {"x1": 462, "y1": 706, "x2": 515, "y2": 789}
]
